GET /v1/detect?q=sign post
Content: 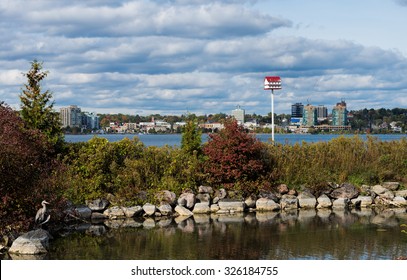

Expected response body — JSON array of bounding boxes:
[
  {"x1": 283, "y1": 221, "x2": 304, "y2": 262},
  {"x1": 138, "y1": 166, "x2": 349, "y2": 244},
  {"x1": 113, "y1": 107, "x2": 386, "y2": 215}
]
[{"x1": 264, "y1": 76, "x2": 282, "y2": 142}]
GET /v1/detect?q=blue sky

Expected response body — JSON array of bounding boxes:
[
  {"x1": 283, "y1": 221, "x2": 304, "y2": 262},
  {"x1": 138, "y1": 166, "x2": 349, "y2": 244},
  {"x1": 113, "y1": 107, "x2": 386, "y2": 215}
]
[{"x1": 1, "y1": 0, "x2": 407, "y2": 116}]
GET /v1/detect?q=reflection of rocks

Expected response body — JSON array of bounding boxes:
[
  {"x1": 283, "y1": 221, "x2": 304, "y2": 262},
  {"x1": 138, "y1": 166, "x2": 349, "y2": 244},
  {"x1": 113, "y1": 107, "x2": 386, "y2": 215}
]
[
  {"x1": 280, "y1": 210, "x2": 298, "y2": 222},
  {"x1": 177, "y1": 217, "x2": 195, "y2": 233},
  {"x1": 122, "y1": 219, "x2": 143, "y2": 228},
  {"x1": 104, "y1": 219, "x2": 124, "y2": 229},
  {"x1": 157, "y1": 218, "x2": 172, "y2": 228},
  {"x1": 143, "y1": 218, "x2": 156, "y2": 229},
  {"x1": 316, "y1": 209, "x2": 332, "y2": 221},
  {"x1": 256, "y1": 211, "x2": 279, "y2": 223},
  {"x1": 298, "y1": 209, "x2": 317, "y2": 223},
  {"x1": 86, "y1": 225, "x2": 107, "y2": 236},
  {"x1": 193, "y1": 214, "x2": 211, "y2": 224},
  {"x1": 9, "y1": 229, "x2": 51, "y2": 255},
  {"x1": 371, "y1": 210, "x2": 398, "y2": 227},
  {"x1": 218, "y1": 214, "x2": 245, "y2": 223}
]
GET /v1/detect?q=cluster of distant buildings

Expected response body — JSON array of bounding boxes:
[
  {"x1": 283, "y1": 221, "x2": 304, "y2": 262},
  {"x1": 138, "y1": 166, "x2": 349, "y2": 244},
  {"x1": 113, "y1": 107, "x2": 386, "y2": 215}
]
[
  {"x1": 59, "y1": 105, "x2": 100, "y2": 131},
  {"x1": 59, "y1": 101, "x2": 351, "y2": 134}
]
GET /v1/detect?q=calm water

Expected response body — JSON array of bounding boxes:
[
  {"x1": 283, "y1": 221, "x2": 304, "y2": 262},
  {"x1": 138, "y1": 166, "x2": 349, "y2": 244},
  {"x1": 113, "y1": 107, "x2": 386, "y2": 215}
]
[
  {"x1": 12, "y1": 208, "x2": 404, "y2": 260},
  {"x1": 65, "y1": 133, "x2": 407, "y2": 146}
]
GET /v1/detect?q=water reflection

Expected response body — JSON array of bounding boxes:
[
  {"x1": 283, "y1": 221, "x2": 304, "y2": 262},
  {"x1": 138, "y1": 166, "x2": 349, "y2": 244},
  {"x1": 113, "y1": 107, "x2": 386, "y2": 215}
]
[{"x1": 19, "y1": 208, "x2": 407, "y2": 260}]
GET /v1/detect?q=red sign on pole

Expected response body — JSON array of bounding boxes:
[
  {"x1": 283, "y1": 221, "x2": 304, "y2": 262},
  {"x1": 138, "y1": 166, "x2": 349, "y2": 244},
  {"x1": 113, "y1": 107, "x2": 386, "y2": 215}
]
[{"x1": 264, "y1": 76, "x2": 282, "y2": 90}]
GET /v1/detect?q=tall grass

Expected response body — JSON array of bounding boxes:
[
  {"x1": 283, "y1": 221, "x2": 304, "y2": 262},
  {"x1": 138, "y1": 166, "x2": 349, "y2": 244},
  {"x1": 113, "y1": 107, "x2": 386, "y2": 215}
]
[{"x1": 265, "y1": 136, "x2": 407, "y2": 188}]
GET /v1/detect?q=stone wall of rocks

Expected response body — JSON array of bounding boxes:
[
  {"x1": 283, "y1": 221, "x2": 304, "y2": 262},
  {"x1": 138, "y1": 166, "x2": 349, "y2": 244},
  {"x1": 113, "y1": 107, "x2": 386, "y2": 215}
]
[{"x1": 69, "y1": 182, "x2": 407, "y2": 222}]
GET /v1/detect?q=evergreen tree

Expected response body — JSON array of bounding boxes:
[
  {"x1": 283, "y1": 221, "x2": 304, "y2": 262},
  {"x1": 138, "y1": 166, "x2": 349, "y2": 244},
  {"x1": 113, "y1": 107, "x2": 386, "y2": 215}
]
[
  {"x1": 181, "y1": 117, "x2": 202, "y2": 155},
  {"x1": 19, "y1": 60, "x2": 63, "y2": 149}
]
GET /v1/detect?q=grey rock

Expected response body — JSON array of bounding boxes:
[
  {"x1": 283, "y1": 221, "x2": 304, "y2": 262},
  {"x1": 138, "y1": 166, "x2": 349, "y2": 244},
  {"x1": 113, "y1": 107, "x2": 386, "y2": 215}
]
[
  {"x1": 122, "y1": 219, "x2": 143, "y2": 228},
  {"x1": 158, "y1": 203, "x2": 173, "y2": 216},
  {"x1": 244, "y1": 195, "x2": 257, "y2": 209},
  {"x1": 256, "y1": 198, "x2": 281, "y2": 211},
  {"x1": 330, "y1": 183, "x2": 359, "y2": 199},
  {"x1": 394, "y1": 190, "x2": 407, "y2": 198},
  {"x1": 332, "y1": 198, "x2": 350, "y2": 209},
  {"x1": 142, "y1": 203, "x2": 157, "y2": 216},
  {"x1": 351, "y1": 196, "x2": 373, "y2": 208},
  {"x1": 276, "y1": 184, "x2": 289, "y2": 195},
  {"x1": 256, "y1": 211, "x2": 279, "y2": 222},
  {"x1": 382, "y1": 182, "x2": 400, "y2": 191},
  {"x1": 298, "y1": 192, "x2": 317, "y2": 209},
  {"x1": 317, "y1": 194, "x2": 332, "y2": 209},
  {"x1": 214, "y1": 188, "x2": 227, "y2": 200},
  {"x1": 177, "y1": 193, "x2": 196, "y2": 209},
  {"x1": 280, "y1": 194, "x2": 298, "y2": 210},
  {"x1": 258, "y1": 190, "x2": 280, "y2": 202},
  {"x1": 122, "y1": 206, "x2": 143, "y2": 218},
  {"x1": 198, "y1": 185, "x2": 214, "y2": 194},
  {"x1": 103, "y1": 206, "x2": 125, "y2": 219},
  {"x1": 73, "y1": 205, "x2": 92, "y2": 219},
  {"x1": 393, "y1": 196, "x2": 407, "y2": 207},
  {"x1": 212, "y1": 197, "x2": 220, "y2": 204},
  {"x1": 9, "y1": 229, "x2": 51, "y2": 255},
  {"x1": 156, "y1": 190, "x2": 177, "y2": 206},
  {"x1": 218, "y1": 200, "x2": 245, "y2": 212},
  {"x1": 372, "y1": 185, "x2": 395, "y2": 200},
  {"x1": 192, "y1": 202, "x2": 211, "y2": 214},
  {"x1": 87, "y1": 198, "x2": 109, "y2": 212},
  {"x1": 91, "y1": 212, "x2": 108, "y2": 220},
  {"x1": 210, "y1": 204, "x2": 220, "y2": 212},
  {"x1": 175, "y1": 205, "x2": 193, "y2": 216},
  {"x1": 196, "y1": 193, "x2": 211, "y2": 204}
]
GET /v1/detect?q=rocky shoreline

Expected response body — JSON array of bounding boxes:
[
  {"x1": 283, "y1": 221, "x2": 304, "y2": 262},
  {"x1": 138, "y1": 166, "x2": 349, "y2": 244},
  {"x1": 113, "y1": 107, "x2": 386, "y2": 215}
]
[{"x1": 4, "y1": 182, "x2": 407, "y2": 256}]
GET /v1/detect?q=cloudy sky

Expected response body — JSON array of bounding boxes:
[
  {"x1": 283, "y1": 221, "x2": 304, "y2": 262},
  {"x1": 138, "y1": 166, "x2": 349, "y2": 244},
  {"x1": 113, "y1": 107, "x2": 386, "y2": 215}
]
[{"x1": 1, "y1": 0, "x2": 407, "y2": 116}]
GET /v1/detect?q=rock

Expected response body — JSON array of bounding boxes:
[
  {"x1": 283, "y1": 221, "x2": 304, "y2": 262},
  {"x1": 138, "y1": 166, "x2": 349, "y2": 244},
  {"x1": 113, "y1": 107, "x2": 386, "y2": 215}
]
[
  {"x1": 214, "y1": 188, "x2": 227, "y2": 200},
  {"x1": 142, "y1": 203, "x2": 157, "y2": 216},
  {"x1": 210, "y1": 204, "x2": 220, "y2": 213},
  {"x1": 155, "y1": 190, "x2": 177, "y2": 206},
  {"x1": 394, "y1": 190, "x2": 407, "y2": 198},
  {"x1": 86, "y1": 198, "x2": 110, "y2": 212},
  {"x1": 177, "y1": 193, "x2": 196, "y2": 209},
  {"x1": 393, "y1": 196, "x2": 407, "y2": 207},
  {"x1": 198, "y1": 185, "x2": 213, "y2": 194},
  {"x1": 196, "y1": 193, "x2": 211, "y2": 204},
  {"x1": 122, "y1": 206, "x2": 143, "y2": 218},
  {"x1": 372, "y1": 185, "x2": 395, "y2": 200},
  {"x1": 351, "y1": 196, "x2": 373, "y2": 208},
  {"x1": 73, "y1": 205, "x2": 92, "y2": 220},
  {"x1": 192, "y1": 203, "x2": 211, "y2": 214},
  {"x1": 287, "y1": 189, "x2": 298, "y2": 196},
  {"x1": 256, "y1": 198, "x2": 281, "y2": 211},
  {"x1": 244, "y1": 195, "x2": 257, "y2": 209},
  {"x1": 91, "y1": 212, "x2": 108, "y2": 220},
  {"x1": 276, "y1": 184, "x2": 289, "y2": 195},
  {"x1": 175, "y1": 205, "x2": 193, "y2": 217},
  {"x1": 332, "y1": 198, "x2": 350, "y2": 209},
  {"x1": 316, "y1": 194, "x2": 332, "y2": 209},
  {"x1": 382, "y1": 182, "x2": 400, "y2": 191},
  {"x1": 372, "y1": 210, "x2": 398, "y2": 227},
  {"x1": 212, "y1": 197, "x2": 220, "y2": 204},
  {"x1": 103, "y1": 206, "x2": 125, "y2": 219},
  {"x1": 218, "y1": 200, "x2": 245, "y2": 212},
  {"x1": 158, "y1": 203, "x2": 173, "y2": 216},
  {"x1": 258, "y1": 189, "x2": 280, "y2": 202},
  {"x1": 280, "y1": 194, "x2": 298, "y2": 210},
  {"x1": 9, "y1": 229, "x2": 51, "y2": 255},
  {"x1": 298, "y1": 192, "x2": 317, "y2": 208},
  {"x1": 329, "y1": 183, "x2": 359, "y2": 200}
]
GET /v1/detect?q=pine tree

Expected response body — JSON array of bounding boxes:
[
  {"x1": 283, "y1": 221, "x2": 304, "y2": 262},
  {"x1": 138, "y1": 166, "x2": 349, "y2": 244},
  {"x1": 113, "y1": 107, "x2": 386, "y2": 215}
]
[{"x1": 19, "y1": 60, "x2": 63, "y2": 149}]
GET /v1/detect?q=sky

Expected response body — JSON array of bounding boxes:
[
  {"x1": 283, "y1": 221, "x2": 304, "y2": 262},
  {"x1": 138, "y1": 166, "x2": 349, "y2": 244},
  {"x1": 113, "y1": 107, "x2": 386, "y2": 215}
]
[{"x1": 1, "y1": 0, "x2": 407, "y2": 116}]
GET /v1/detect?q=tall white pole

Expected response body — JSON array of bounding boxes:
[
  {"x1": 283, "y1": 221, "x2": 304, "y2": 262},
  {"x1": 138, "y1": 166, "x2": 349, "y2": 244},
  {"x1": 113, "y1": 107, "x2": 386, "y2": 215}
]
[{"x1": 271, "y1": 89, "x2": 274, "y2": 142}]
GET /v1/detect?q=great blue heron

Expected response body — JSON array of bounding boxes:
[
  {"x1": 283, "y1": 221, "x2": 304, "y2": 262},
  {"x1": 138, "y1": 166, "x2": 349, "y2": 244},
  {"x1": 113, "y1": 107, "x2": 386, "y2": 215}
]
[{"x1": 35, "y1": 200, "x2": 51, "y2": 226}]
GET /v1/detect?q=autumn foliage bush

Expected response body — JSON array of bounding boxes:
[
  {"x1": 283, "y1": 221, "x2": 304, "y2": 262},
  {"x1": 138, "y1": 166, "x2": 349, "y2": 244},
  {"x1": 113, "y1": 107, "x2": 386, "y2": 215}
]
[{"x1": 203, "y1": 119, "x2": 267, "y2": 193}]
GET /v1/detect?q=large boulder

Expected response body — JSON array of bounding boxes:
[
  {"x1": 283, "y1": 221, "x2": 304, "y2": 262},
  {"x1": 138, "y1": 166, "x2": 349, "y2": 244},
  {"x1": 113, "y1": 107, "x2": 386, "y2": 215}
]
[
  {"x1": 122, "y1": 206, "x2": 143, "y2": 218},
  {"x1": 280, "y1": 194, "x2": 298, "y2": 210},
  {"x1": 198, "y1": 185, "x2": 213, "y2": 194},
  {"x1": 276, "y1": 184, "x2": 289, "y2": 195},
  {"x1": 103, "y1": 206, "x2": 125, "y2": 219},
  {"x1": 372, "y1": 185, "x2": 395, "y2": 200},
  {"x1": 218, "y1": 200, "x2": 245, "y2": 212},
  {"x1": 329, "y1": 183, "x2": 359, "y2": 200},
  {"x1": 244, "y1": 195, "x2": 257, "y2": 209},
  {"x1": 73, "y1": 205, "x2": 92, "y2": 220},
  {"x1": 196, "y1": 193, "x2": 211, "y2": 204},
  {"x1": 175, "y1": 205, "x2": 193, "y2": 217},
  {"x1": 351, "y1": 196, "x2": 373, "y2": 208},
  {"x1": 394, "y1": 190, "x2": 407, "y2": 198},
  {"x1": 192, "y1": 203, "x2": 211, "y2": 214},
  {"x1": 177, "y1": 193, "x2": 196, "y2": 209},
  {"x1": 332, "y1": 198, "x2": 350, "y2": 209},
  {"x1": 256, "y1": 198, "x2": 281, "y2": 211},
  {"x1": 382, "y1": 182, "x2": 400, "y2": 191},
  {"x1": 87, "y1": 198, "x2": 110, "y2": 212},
  {"x1": 298, "y1": 192, "x2": 317, "y2": 209},
  {"x1": 316, "y1": 194, "x2": 332, "y2": 209},
  {"x1": 9, "y1": 229, "x2": 51, "y2": 255},
  {"x1": 142, "y1": 203, "x2": 157, "y2": 216},
  {"x1": 158, "y1": 203, "x2": 173, "y2": 216},
  {"x1": 155, "y1": 190, "x2": 177, "y2": 206}
]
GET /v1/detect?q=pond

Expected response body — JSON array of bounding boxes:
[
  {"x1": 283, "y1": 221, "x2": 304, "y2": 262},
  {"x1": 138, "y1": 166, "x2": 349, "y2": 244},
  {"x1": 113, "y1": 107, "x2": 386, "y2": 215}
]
[{"x1": 13, "y1": 208, "x2": 407, "y2": 260}]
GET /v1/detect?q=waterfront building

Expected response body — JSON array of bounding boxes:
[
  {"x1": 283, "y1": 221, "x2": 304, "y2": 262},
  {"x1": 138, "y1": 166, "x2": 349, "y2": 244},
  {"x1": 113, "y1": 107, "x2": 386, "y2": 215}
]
[
  {"x1": 316, "y1": 105, "x2": 328, "y2": 121},
  {"x1": 231, "y1": 105, "x2": 245, "y2": 125},
  {"x1": 83, "y1": 112, "x2": 100, "y2": 130},
  {"x1": 332, "y1": 101, "x2": 348, "y2": 126},
  {"x1": 302, "y1": 104, "x2": 317, "y2": 126},
  {"x1": 291, "y1": 103, "x2": 303, "y2": 124},
  {"x1": 60, "y1": 105, "x2": 82, "y2": 128}
]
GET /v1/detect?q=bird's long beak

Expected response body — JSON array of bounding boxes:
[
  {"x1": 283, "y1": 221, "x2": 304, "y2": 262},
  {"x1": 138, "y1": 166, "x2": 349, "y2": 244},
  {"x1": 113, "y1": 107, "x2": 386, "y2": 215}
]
[{"x1": 44, "y1": 201, "x2": 50, "y2": 204}]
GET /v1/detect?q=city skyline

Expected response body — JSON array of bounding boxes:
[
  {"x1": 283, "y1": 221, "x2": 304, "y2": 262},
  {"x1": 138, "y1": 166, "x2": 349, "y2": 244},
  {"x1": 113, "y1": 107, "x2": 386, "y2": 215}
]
[{"x1": 1, "y1": 0, "x2": 407, "y2": 116}]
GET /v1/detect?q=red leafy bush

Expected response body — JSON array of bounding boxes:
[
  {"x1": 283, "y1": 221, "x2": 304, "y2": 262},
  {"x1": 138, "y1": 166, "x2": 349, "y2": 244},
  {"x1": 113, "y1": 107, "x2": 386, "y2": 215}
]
[{"x1": 203, "y1": 119, "x2": 266, "y2": 191}]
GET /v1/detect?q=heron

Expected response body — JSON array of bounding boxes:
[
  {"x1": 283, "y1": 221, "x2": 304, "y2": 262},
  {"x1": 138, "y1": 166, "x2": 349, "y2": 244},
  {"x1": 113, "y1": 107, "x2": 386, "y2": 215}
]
[{"x1": 35, "y1": 200, "x2": 51, "y2": 226}]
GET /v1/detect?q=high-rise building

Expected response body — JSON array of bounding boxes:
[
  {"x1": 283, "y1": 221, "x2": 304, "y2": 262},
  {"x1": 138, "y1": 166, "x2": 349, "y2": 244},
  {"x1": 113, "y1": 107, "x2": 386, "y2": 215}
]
[
  {"x1": 291, "y1": 103, "x2": 304, "y2": 118},
  {"x1": 302, "y1": 105, "x2": 317, "y2": 126},
  {"x1": 231, "y1": 105, "x2": 245, "y2": 124},
  {"x1": 316, "y1": 105, "x2": 328, "y2": 120},
  {"x1": 83, "y1": 112, "x2": 100, "y2": 130},
  {"x1": 60, "y1": 105, "x2": 82, "y2": 128},
  {"x1": 332, "y1": 101, "x2": 348, "y2": 126}
]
